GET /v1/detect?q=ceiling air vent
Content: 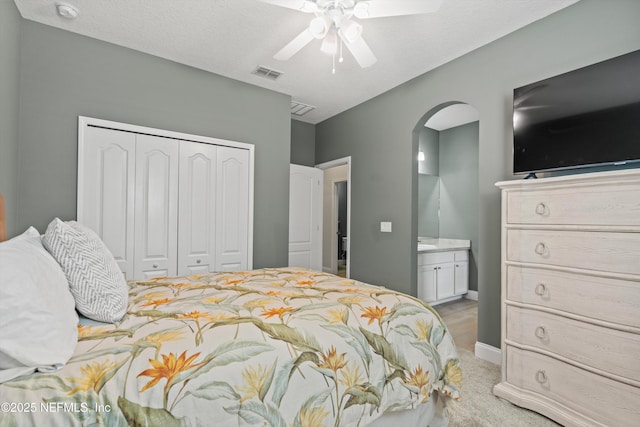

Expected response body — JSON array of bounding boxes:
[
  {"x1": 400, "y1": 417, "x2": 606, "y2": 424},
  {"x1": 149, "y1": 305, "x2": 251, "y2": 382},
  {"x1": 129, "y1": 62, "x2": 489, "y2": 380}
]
[
  {"x1": 291, "y1": 101, "x2": 315, "y2": 117},
  {"x1": 252, "y1": 66, "x2": 282, "y2": 81}
]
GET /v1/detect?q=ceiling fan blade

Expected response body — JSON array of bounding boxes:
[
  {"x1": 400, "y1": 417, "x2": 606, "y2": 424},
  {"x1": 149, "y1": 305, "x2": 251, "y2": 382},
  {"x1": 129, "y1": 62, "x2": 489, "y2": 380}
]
[
  {"x1": 341, "y1": 35, "x2": 377, "y2": 68},
  {"x1": 354, "y1": 0, "x2": 444, "y2": 19},
  {"x1": 274, "y1": 29, "x2": 315, "y2": 61},
  {"x1": 258, "y1": 0, "x2": 316, "y2": 13}
]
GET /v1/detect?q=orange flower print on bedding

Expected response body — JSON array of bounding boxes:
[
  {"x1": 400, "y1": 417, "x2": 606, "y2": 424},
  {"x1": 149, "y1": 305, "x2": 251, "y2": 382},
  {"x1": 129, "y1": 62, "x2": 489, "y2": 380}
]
[
  {"x1": 180, "y1": 310, "x2": 217, "y2": 322},
  {"x1": 137, "y1": 351, "x2": 201, "y2": 393},
  {"x1": 77, "y1": 324, "x2": 110, "y2": 338},
  {"x1": 444, "y1": 359, "x2": 462, "y2": 388},
  {"x1": 360, "y1": 305, "x2": 387, "y2": 326},
  {"x1": 141, "y1": 297, "x2": 173, "y2": 309},
  {"x1": 237, "y1": 364, "x2": 271, "y2": 402},
  {"x1": 67, "y1": 360, "x2": 116, "y2": 395},
  {"x1": 405, "y1": 364, "x2": 429, "y2": 389},
  {"x1": 318, "y1": 346, "x2": 347, "y2": 372},
  {"x1": 261, "y1": 306, "x2": 296, "y2": 320},
  {"x1": 298, "y1": 406, "x2": 330, "y2": 427}
]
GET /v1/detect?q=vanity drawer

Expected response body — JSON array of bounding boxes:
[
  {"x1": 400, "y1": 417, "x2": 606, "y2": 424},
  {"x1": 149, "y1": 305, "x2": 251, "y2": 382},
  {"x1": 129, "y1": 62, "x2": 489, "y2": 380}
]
[
  {"x1": 506, "y1": 266, "x2": 640, "y2": 329},
  {"x1": 506, "y1": 306, "x2": 640, "y2": 382},
  {"x1": 418, "y1": 251, "x2": 454, "y2": 266},
  {"x1": 506, "y1": 229, "x2": 640, "y2": 275},
  {"x1": 506, "y1": 346, "x2": 640, "y2": 427},
  {"x1": 506, "y1": 183, "x2": 640, "y2": 226},
  {"x1": 454, "y1": 250, "x2": 468, "y2": 261}
]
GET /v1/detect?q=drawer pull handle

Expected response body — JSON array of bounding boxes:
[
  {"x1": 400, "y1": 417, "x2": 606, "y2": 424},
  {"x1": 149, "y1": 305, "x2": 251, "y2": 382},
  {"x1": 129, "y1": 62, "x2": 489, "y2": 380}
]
[
  {"x1": 535, "y1": 326, "x2": 547, "y2": 339},
  {"x1": 196, "y1": 259, "x2": 202, "y2": 264},
  {"x1": 153, "y1": 264, "x2": 158, "y2": 269},
  {"x1": 535, "y1": 202, "x2": 547, "y2": 215},
  {"x1": 535, "y1": 242, "x2": 547, "y2": 255},
  {"x1": 535, "y1": 370, "x2": 548, "y2": 384},
  {"x1": 534, "y1": 283, "x2": 546, "y2": 296}
]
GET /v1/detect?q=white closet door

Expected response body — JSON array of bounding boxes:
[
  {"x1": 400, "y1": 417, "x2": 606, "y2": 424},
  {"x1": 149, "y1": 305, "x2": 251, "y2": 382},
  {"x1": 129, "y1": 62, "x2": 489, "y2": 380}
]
[
  {"x1": 216, "y1": 146, "x2": 250, "y2": 271},
  {"x1": 78, "y1": 126, "x2": 136, "y2": 279},
  {"x1": 134, "y1": 135, "x2": 179, "y2": 279},
  {"x1": 177, "y1": 141, "x2": 217, "y2": 276}
]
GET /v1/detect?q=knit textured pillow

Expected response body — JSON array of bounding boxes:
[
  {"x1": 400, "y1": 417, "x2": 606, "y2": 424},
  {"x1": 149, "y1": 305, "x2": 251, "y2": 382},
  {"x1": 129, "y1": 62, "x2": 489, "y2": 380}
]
[{"x1": 42, "y1": 218, "x2": 128, "y2": 323}]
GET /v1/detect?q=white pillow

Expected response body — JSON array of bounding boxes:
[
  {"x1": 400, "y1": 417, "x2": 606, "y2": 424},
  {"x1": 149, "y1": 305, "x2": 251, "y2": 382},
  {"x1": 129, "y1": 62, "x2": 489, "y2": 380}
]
[
  {"x1": 42, "y1": 218, "x2": 128, "y2": 323},
  {"x1": 0, "y1": 227, "x2": 79, "y2": 383}
]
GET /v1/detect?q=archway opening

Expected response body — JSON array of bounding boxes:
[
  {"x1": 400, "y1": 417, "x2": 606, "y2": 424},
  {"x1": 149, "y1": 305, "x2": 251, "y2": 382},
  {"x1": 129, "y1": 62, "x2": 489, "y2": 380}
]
[{"x1": 413, "y1": 101, "x2": 480, "y2": 354}]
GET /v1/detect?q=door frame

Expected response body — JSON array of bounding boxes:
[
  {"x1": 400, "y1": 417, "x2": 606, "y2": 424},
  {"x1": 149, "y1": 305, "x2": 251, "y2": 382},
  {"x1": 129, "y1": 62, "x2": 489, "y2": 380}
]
[{"x1": 316, "y1": 156, "x2": 351, "y2": 278}]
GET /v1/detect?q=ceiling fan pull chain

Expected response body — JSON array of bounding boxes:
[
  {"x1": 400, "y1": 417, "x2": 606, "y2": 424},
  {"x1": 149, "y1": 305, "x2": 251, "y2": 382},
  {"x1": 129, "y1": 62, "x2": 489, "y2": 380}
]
[
  {"x1": 332, "y1": 51, "x2": 336, "y2": 74},
  {"x1": 339, "y1": 37, "x2": 344, "y2": 63}
]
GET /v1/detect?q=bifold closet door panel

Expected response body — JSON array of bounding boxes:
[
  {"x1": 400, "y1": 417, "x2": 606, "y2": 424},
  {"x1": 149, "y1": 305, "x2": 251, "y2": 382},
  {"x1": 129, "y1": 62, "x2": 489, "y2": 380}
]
[
  {"x1": 134, "y1": 135, "x2": 179, "y2": 280},
  {"x1": 178, "y1": 141, "x2": 217, "y2": 276},
  {"x1": 78, "y1": 126, "x2": 136, "y2": 279},
  {"x1": 216, "y1": 146, "x2": 250, "y2": 271}
]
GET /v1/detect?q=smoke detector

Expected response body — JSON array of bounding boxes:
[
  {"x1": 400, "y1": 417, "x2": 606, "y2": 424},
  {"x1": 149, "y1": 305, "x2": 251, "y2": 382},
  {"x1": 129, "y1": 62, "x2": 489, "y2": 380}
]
[{"x1": 56, "y1": 3, "x2": 79, "y2": 19}]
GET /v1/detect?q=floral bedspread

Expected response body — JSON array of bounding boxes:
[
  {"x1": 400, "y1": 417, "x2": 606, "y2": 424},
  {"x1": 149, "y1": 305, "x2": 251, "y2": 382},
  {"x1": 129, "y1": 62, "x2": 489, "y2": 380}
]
[{"x1": 0, "y1": 268, "x2": 460, "y2": 427}]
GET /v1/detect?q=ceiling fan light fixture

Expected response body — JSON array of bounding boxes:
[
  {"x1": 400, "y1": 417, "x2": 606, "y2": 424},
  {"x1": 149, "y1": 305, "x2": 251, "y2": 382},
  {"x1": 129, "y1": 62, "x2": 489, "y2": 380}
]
[
  {"x1": 353, "y1": 1, "x2": 370, "y2": 19},
  {"x1": 320, "y1": 29, "x2": 338, "y2": 55},
  {"x1": 309, "y1": 16, "x2": 329, "y2": 39},
  {"x1": 339, "y1": 19, "x2": 362, "y2": 43},
  {"x1": 300, "y1": 1, "x2": 318, "y2": 13}
]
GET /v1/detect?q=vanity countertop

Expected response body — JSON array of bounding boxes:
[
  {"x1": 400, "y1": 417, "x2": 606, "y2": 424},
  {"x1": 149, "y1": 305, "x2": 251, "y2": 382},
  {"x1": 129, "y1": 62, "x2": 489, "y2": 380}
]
[{"x1": 418, "y1": 237, "x2": 471, "y2": 253}]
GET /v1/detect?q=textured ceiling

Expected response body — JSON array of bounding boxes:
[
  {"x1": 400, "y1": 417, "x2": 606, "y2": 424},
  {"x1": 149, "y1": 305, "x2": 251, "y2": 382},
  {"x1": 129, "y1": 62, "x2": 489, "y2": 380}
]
[{"x1": 13, "y1": 0, "x2": 580, "y2": 124}]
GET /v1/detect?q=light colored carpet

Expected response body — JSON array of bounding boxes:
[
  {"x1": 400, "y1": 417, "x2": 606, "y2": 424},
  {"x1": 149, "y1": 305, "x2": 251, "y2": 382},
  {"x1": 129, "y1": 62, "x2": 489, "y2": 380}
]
[{"x1": 446, "y1": 349, "x2": 560, "y2": 427}]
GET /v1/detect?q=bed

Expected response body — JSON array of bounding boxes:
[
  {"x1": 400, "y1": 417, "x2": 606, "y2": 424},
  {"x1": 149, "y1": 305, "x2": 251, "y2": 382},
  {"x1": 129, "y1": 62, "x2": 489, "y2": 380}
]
[{"x1": 0, "y1": 195, "x2": 460, "y2": 426}]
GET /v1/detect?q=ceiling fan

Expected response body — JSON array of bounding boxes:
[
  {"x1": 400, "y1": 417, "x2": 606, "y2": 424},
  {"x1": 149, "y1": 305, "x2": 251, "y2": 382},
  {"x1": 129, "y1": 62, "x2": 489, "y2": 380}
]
[{"x1": 259, "y1": 0, "x2": 444, "y2": 72}]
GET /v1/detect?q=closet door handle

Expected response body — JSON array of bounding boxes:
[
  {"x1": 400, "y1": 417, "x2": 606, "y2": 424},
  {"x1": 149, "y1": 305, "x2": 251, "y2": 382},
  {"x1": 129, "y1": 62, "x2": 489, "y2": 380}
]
[
  {"x1": 534, "y1": 283, "x2": 547, "y2": 296},
  {"x1": 535, "y1": 326, "x2": 547, "y2": 340},
  {"x1": 535, "y1": 202, "x2": 547, "y2": 215},
  {"x1": 535, "y1": 370, "x2": 548, "y2": 384},
  {"x1": 535, "y1": 242, "x2": 547, "y2": 255}
]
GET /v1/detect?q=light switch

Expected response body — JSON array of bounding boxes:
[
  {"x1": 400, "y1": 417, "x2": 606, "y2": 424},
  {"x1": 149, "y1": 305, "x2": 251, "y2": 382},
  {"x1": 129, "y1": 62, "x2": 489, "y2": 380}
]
[{"x1": 380, "y1": 221, "x2": 392, "y2": 232}]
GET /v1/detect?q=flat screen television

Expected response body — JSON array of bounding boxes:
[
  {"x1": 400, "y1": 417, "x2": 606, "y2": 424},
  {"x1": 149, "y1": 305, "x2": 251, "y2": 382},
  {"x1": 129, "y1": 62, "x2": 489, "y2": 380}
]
[{"x1": 513, "y1": 49, "x2": 640, "y2": 175}]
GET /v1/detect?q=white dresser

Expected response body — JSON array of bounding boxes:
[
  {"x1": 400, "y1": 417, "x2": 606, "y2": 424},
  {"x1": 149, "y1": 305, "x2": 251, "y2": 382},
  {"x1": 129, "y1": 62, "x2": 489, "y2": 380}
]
[{"x1": 493, "y1": 169, "x2": 640, "y2": 427}]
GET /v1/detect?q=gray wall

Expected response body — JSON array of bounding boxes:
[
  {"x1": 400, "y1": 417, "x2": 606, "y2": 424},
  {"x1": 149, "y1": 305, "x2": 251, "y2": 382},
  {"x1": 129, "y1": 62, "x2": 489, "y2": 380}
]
[
  {"x1": 291, "y1": 119, "x2": 316, "y2": 167},
  {"x1": 0, "y1": 1, "x2": 21, "y2": 238},
  {"x1": 439, "y1": 122, "x2": 479, "y2": 292},
  {"x1": 316, "y1": 0, "x2": 640, "y2": 348},
  {"x1": 13, "y1": 20, "x2": 291, "y2": 269},
  {"x1": 418, "y1": 126, "x2": 440, "y2": 237},
  {"x1": 418, "y1": 126, "x2": 439, "y2": 176},
  {"x1": 417, "y1": 175, "x2": 439, "y2": 237}
]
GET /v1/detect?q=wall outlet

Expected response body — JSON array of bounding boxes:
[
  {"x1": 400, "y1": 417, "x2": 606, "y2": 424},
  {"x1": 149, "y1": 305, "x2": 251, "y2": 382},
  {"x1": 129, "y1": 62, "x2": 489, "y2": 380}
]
[{"x1": 380, "y1": 221, "x2": 392, "y2": 232}]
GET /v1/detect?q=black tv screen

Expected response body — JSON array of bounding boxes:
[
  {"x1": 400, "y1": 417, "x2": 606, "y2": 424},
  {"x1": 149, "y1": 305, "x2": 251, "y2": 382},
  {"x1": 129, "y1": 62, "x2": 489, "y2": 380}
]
[{"x1": 513, "y1": 49, "x2": 640, "y2": 174}]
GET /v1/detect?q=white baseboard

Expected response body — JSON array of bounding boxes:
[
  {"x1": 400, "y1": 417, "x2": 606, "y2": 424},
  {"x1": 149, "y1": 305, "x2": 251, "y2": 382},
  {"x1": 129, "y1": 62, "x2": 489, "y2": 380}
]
[
  {"x1": 465, "y1": 290, "x2": 478, "y2": 301},
  {"x1": 475, "y1": 341, "x2": 501, "y2": 365}
]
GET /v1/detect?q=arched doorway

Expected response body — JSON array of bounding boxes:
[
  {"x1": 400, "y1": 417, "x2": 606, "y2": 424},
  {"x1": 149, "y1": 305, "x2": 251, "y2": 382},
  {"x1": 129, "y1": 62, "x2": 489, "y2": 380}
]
[{"x1": 413, "y1": 101, "x2": 480, "y2": 353}]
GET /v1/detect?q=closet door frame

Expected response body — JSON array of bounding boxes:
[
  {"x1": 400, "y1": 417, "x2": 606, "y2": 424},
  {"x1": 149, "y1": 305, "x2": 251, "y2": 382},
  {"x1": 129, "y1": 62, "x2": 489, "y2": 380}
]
[{"x1": 77, "y1": 116, "x2": 254, "y2": 271}]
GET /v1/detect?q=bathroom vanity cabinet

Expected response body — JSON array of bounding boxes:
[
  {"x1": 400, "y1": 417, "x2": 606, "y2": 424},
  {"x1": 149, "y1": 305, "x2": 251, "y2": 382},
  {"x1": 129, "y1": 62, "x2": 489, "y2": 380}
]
[{"x1": 417, "y1": 241, "x2": 469, "y2": 305}]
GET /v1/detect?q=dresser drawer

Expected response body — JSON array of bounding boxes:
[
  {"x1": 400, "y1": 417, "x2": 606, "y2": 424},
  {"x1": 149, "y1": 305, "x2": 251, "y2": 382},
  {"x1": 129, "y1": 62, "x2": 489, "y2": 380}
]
[
  {"x1": 507, "y1": 306, "x2": 640, "y2": 382},
  {"x1": 506, "y1": 183, "x2": 640, "y2": 226},
  {"x1": 506, "y1": 266, "x2": 640, "y2": 328},
  {"x1": 507, "y1": 229, "x2": 640, "y2": 275},
  {"x1": 506, "y1": 346, "x2": 640, "y2": 427}
]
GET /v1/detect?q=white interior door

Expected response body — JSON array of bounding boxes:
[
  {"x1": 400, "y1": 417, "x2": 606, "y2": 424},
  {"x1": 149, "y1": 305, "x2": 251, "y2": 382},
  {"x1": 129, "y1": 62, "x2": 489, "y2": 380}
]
[
  {"x1": 78, "y1": 126, "x2": 136, "y2": 279},
  {"x1": 216, "y1": 146, "x2": 250, "y2": 271},
  {"x1": 288, "y1": 164, "x2": 323, "y2": 270},
  {"x1": 134, "y1": 134, "x2": 179, "y2": 279},
  {"x1": 178, "y1": 141, "x2": 217, "y2": 276}
]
